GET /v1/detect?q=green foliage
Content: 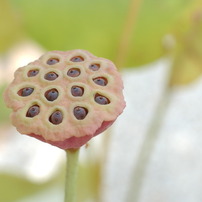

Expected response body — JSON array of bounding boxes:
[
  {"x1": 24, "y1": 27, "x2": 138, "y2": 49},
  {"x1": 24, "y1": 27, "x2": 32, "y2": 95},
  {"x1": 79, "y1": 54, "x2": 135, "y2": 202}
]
[
  {"x1": 128, "y1": 0, "x2": 192, "y2": 66},
  {"x1": 0, "y1": 173, "x2": 53, "y2": 201},
  {"x1": 0, "y1": 0, "x2": 23, "y2": 53},
  {"x1": 1, "y1": 0, "x2": 201, "y2": 85},
  {"x1": 10, "y1": 0, "x2": 193, "y2": 67},
  {"x1": 11, "y1": 0, "x2": 128, "y2": 63},
  {"x1": 170, "y1": 4, "x2": 202, "y2": 86},
  {"x1": 77, "y1": 161, "x2": 101, "y2": 202},
  {"x1": 0, "y1": 159, "x2": 102, "y2": 202}
]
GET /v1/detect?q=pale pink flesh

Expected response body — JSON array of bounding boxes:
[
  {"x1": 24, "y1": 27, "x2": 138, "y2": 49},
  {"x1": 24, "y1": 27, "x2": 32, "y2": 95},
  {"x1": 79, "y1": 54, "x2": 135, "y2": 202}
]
[
  {"x1": 4, "y1": 49, "x2": 126, "y2": 149},
  {"x1": 28, "y1": 120, "x2": 114, "y2": 149}
]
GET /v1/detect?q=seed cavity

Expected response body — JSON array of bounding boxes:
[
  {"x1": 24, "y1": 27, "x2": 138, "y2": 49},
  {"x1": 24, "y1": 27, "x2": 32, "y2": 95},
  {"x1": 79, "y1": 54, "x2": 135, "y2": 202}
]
[
  {"x1": 94, "y1": 93, "x2": 110, "y2": 105},
  {"x1": 47, "y1": 58, "x2": 59, "y2": 65},
  {"x1": 71, "y1": 86, "x2": 84, "y2": 97},
  {"x1": 89, "y1": 64, "x2": 100, "y2": 71},
  {"x1": 67, "y1": 68, "x2": 80, "y2": 77},
  {"x1": 73, "y1": 106, "x2": 88, "y2": 120},
  {"x1": 70, "y1": 56, "x2": 84, "y2": 62},
  {"x1": 26, "y1": 105, "x2": 40, "y2": 117},
  {"x1": 27, "y1": 69, "x2": 39, "y2": 77},
  {"x1": 18, "y1": 87, "x2": 34, "y2": 96},
  {"x1": 44, "y1": 72, "x2": 58, "y2": 81},
  {"x1": 45, "y1": 88, "x2": 59, "y2": 101},
  {"x1": 49, "y1": 110, "x2": 63, "y2": 125},
  {"x1": 93, "y1": 77, "x2": 108, "y2": 86}
]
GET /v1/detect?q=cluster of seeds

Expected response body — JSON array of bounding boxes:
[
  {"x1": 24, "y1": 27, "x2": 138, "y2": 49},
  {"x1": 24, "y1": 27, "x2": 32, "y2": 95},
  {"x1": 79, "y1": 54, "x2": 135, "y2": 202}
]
[{"x1": 4, "y1": 50, "x2": 125, "y2": 148}]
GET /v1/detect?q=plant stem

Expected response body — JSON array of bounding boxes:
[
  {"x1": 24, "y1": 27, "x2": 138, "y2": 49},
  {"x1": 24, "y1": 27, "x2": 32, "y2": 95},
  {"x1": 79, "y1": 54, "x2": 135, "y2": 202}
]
[
  {"x1": 115, "y1": 0, "x2": 143, "y2": 68},
  {"x1": 64, "y1": 149, "x2": 80, "y2": 202},
  {"x1": 98, "y1": 1, "x2": 143, "y2": 201},
  {"x1": 126, "y1": 88, "x2": 172, "y2": 202},
  {"x1": 126, "y1": 62, "x2": 174, "y2": 202}
]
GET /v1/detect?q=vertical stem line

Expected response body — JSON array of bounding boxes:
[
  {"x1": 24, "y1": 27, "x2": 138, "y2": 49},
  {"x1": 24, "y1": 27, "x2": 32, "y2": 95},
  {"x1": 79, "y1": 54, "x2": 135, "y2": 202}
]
[
  {"x1": 64, "y1": 149, "x2": 80, "y2": 202},
  {"x1": 115, "y1": 0, "x2": 143, "y2": 68},
  {"x1": 126, "y1": 88, "x2": 172, "y2": 202},
  {"x1": 126, "y1": 62, "x2": 174, "y2": 202},
  {"x1": 99, "y1": 1, "x2": 143, "y2": 201}
]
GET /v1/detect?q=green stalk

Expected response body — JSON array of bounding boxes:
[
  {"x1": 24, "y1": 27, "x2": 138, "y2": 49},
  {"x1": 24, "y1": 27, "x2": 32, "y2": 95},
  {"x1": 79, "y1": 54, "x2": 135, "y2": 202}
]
[
  {"x1": 115, "y1": 0, "x2": 143, "y2": 68},
  {"x1": 126, "y1": 87, "x2": 172, "y2": 202},
  {"x1": 126, "y1": 61, "x2": 174, "y2": 202},
  {"x1": 98, "y1": 1, "x2": 143, "y2": 201},
  {"x1": 64, "y1": 149, "x2": 80, "y2": 202}
]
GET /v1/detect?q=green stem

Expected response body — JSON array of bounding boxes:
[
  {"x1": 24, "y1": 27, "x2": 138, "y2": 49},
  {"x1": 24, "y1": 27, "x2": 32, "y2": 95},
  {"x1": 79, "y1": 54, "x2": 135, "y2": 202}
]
[
  {"x1": 126, "y1": 88, "x2": 172, "y2": 202},
  {"x1": 97, "y1": 1, "x2": 143, "y2": 201},
  {"x1": 126, "y1": 62, "x2": 174, "y2": 202},
  {"x1": 64, "y1": 149, "x2": 80, "y2": 202},
  {"x1": 115, "y1": 0, "x2": 143, "y2": 68}
]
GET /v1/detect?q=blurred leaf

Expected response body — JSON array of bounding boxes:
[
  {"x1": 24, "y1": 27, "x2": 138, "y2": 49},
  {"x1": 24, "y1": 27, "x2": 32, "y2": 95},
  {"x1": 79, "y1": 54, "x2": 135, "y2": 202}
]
[
  {"x1": 51, "y1": 158, "x2": 101, "y2": 202},
  {"x1": 170, "y1": 54, "x2": 202, "y2": 86},
  {"x1": 0, "y1": 84, "x2": 11, "y2": 124},
  {"x1": 77, "y1": 161, "x2": 101, "y2": 202},
  {"x1": 126, "y1": 0, "x2": 193, "y2": 67},
  {"x1": 0, "y1": 173, "x2": 53, "y2": 201},
  {"x1": 170, "y1": 7, "x2": 202, "y2": 86},
  {"x1": 0, "y1": 0, "x2": 23, "y2": 53},
  {"x1": 11, "y1": 0, "x2": 128, "y2": 64},
  {"x1": 11, "y1": 0, "x2": 194, "y2": 67}
]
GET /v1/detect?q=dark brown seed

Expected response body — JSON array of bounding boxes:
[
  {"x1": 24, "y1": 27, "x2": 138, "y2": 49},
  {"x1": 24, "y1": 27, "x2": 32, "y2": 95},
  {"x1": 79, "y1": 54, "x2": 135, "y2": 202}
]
[
  {"x1": 67, "y1": 68, "x2": 80, "y2": 77},
  {"x1": 73, "y1": 107, "x2": 88, "y2": 120},
  {"x1": 49, "y1": 111, "x2": 63, "y2": 125},
  {"x1": 71, "y1": 86, "x2": 84, "y2": 97},
  {"x1": 93, "y1": 77, "x2": 108, "y2": 86},
  {"x1": 26, "y1": 105, "x2": 40, "y2": 117},
  {"x1": 89, "y1": 64, "x2": 100, "y2": 71},
  {"x1": 47, "y1": 58, "x2": 59, "y2": 65},
  {"x1": 44, "y1": 72, "x2": 58, "y2": 81},
  {"x1": 27, "y1": 69, "x2": 39, "y2": 77},
  {"x1": 45, "y1": 89, "x2": 59, "y2": 101},
  {"x1": 94, "y1": 94, "x2": 110, "y2": 105},
  {"x1": 70, "y1": 56, "x2": 84, "y2": 62},
  {"x1": 18, "y1": 87, "x2": 34, "y2": 96}
]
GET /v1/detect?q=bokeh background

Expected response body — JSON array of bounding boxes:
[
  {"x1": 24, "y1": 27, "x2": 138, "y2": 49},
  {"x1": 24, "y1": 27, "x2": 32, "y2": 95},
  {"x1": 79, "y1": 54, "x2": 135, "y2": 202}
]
[{"x1": 1, "y1": 0, "x2": 202, "y2": 201}]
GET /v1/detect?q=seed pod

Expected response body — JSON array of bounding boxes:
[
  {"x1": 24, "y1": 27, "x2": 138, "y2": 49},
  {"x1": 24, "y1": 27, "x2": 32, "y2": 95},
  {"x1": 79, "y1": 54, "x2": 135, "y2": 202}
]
[
  {"x1": 71, "y1": 86, "x2": 84, "y2": 97},
  {"x1": 28, "y1": 69, "x2": 39, "y2": 77},
  {"x1": 70, "y1": 56, "x2": 84, "y2": 62},
  {"x1": 93, "y1": 77, "x2": 108, "y2": 86},
  {"x1": 18, "y1": 87, "x2": 34, "y2": 96},
  {"x1": 49, "y1": 111, "x2": 63, "y2": 125},
  {"x1": 45, "y1": 89, "x2": 59, "y2": 101},
  {"x1": 67, "y1": 68, "x2": 80, "y2": 77},
  {"x1": 47, "y1": 58, "x2": 59, "y2": 65},
  {"x1": 3, "y1": 49, "x2": 125, "y2": 149},
  {"x1": 94, "y1": 94, "x2": 110, "y2": 105},
  {"x1": 89, "y1": 64, "x2": 100, "y2": 71},
  {"x1": 44, "y1": 72, "x2": 58, "y2": 81},
  {"x1": 26, "y1": 105, "x2": 40, "y2": 117},
  {"x1": 73, "y1": 107, "x2": 88, "y2": 120}
]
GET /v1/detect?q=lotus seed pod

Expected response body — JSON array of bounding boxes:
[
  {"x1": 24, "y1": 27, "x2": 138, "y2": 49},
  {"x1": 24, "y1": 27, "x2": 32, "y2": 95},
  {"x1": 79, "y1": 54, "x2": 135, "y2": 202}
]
[{"x1": 3, "y1": 49, "x2": 126, "y2": 149}]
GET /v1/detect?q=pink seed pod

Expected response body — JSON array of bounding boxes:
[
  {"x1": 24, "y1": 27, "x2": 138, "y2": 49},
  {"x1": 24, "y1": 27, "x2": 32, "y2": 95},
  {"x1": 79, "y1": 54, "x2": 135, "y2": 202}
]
[{"x1": 3, "y1": 50, "x2": 126, "y2": 149}]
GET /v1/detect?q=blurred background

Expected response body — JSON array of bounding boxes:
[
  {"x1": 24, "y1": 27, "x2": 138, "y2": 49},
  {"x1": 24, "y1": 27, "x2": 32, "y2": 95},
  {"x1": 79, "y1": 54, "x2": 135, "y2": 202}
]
[{"x1": 1, "y1": 0, "x2": 202, "y2": 201}]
